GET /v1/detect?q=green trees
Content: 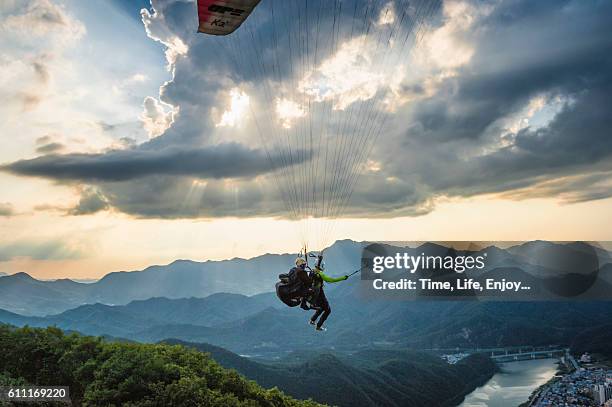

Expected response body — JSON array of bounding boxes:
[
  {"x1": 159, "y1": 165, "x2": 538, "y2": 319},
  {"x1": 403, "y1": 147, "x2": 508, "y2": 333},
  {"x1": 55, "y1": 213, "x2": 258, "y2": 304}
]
[{"x1": 0, "y1": 325, "x2": 322, "y2": 407}]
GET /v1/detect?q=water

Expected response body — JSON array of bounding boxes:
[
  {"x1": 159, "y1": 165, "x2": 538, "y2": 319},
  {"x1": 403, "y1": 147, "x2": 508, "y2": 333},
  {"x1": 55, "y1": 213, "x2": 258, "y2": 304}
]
[{"x1": 459, "y1": 358, "x2": 558, "y2": 407}]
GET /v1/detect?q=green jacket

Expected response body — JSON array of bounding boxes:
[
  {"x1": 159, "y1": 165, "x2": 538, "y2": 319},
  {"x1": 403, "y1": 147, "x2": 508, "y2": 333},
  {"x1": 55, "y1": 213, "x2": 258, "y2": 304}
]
[{"x1": 312, "y1": 267, "x2": 347, "y2": 288}]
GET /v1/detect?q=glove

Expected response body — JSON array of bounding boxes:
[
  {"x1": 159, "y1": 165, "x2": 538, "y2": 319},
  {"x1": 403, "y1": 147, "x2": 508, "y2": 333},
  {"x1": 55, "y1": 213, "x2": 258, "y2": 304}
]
[{"x1": 343, "y1": 275, "x2": 349, "y2": 280}]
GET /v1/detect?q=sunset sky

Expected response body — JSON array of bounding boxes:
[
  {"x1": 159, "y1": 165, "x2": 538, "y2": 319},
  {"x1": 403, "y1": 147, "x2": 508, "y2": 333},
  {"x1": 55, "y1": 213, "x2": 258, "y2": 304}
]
[{"x1": 1, "y1": 0, "x2": 611, "y2": 280}]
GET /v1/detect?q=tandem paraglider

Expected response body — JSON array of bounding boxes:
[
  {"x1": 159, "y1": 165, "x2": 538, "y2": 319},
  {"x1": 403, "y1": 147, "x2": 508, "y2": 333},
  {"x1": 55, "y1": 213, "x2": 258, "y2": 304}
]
[
  {"x1": 195, "y1": 0, "x2": 441, "y2": 330},
  {"x1": 275, "y1": 251, "x2": 349, "y2": 331}
]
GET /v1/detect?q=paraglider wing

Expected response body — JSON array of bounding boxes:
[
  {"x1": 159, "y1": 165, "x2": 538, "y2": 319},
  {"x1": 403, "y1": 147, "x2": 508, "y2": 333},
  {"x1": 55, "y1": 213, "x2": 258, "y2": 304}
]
[{"x1": 197, "y1": 0, "x2": 261, "y2": 35}]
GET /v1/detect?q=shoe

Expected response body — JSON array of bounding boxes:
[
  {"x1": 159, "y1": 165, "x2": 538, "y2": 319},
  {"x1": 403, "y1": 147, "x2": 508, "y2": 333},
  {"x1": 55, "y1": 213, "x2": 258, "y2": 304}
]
[
  {"x1": 309, "y1": 320, "x2": 316, "y2": 326},
  {"x1": 315, "y1": 326, "x2": 326, "y2": 332}
]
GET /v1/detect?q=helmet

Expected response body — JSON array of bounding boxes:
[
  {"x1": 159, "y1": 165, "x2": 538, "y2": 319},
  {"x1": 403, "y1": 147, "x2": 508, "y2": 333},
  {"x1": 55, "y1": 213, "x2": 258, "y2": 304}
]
[{"x1": 295, "y1": 257, "x2": 307, "y2": 267}]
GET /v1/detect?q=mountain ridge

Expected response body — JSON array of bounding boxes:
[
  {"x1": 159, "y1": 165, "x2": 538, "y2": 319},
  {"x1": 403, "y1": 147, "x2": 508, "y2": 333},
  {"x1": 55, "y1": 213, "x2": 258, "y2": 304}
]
[
  {"x1": 1, "y1": 240, "x2": 609, "y2": 320},
  {"x1": 0, "y1": 239, "x2": 365, "y2": 316}
]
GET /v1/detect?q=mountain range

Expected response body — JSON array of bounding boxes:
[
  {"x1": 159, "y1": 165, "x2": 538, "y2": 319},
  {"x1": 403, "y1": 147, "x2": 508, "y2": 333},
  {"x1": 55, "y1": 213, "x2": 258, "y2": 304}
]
[
  {"x1": 1, "y1": 240, "x2": 611, "y2": 353},
  {"x1": 0, "y1": 239, "x2": 362, "y2": 316},
  {"x1": 2, "y1": 286, "x2": 612, "y2": 354},
  {"x1": 2, "y1": 239, "x2": 609, "y2": 316}
]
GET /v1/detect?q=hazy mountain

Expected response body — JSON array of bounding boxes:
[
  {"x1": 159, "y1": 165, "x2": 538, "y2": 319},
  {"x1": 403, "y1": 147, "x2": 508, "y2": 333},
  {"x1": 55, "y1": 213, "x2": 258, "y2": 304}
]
[
  {"x1": 0, "y1": 293, "x2": 282, "y2": 339},
  {"x1": 2, "y1": 240, "x2": 609, "y2": 316},
  {"x1": 140, "y1": 301, "x2": 612, "y2": 352},
  {"x1": 0, "y1": 308, "x2": 45, "y2": 327},
  {"x1": 0, "y1": 239, "x2": 363, "y2": 316},
  {"x1": 1, "y1": 240, "x2": 611, "y2": 352},
  {"x1": 114, "y1": 293, "x2": 280, "y2": 326},
  {"x1": 0, "y1": 272, "x2": 86, "y2": 316},
  {"x1": 164, "y1": 339, "x2": 497, "y2": 407},
  {"x1": 2, "y1": 241, "x2": 610, "y2": 407},
  {"x1": 4, "y1": 290, "x2": 612, "y2": 354}
]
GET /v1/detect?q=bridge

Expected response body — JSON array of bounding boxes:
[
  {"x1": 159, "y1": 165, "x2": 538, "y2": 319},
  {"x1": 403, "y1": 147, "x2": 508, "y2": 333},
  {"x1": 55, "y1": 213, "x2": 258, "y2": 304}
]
[
  {"x1": 490, "y1": 348, "x2": 568, "y2": 363},
  {"x1": 427, "y1": 345, "x2": 564, "y2": 354},
  {"x1": 431, "y1": 345, "x2": 570, "y2": 364}
]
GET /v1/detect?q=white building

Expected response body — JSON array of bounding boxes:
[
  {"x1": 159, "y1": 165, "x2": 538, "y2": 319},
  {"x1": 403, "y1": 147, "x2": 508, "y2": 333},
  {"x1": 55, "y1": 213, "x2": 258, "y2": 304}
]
[{"x1": 593, "y1": 384, "x2": 612, "y2": 405}]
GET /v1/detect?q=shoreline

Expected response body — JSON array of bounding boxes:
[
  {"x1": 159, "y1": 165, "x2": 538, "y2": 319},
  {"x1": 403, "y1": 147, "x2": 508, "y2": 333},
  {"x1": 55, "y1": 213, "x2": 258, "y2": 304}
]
[
  {"x1": 460, "y1": 358, "x2": 559, "y2": 407},
  {"x1": 519, "y1": 360, "x2": 567, "y2": 407}
]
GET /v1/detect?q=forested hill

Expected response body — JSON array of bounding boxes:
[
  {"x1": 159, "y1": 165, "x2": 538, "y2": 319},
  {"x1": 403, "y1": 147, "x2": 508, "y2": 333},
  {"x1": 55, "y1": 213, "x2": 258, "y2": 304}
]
[
  {"x1": 0, "y1": 325, "x2": 322, "y2": 407},
  {"x1": 166, "y1": 339, "x2": 498, "y2": 407},
  {"x1": 571, "y1": 323, "x2": 612, "y2": 360}
]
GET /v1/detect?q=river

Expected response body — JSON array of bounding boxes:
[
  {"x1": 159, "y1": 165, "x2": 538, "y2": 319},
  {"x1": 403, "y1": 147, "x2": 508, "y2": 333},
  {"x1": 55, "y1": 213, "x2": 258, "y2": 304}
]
[{"x1": 459, "y1": 358, "x2": 558, "y2": 407}]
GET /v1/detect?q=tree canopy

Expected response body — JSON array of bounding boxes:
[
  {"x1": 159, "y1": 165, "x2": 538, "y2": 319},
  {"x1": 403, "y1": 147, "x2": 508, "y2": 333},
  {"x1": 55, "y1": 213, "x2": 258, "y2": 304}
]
[{"x1": 0, "y1": 325, "x2": 322, "y2": 407}]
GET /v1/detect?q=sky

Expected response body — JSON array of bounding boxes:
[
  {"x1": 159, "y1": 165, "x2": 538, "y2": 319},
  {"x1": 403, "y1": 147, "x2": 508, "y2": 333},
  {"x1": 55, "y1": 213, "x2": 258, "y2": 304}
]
[{"x1": 0, "y1": 0, "x2": 611, "y2": 280}]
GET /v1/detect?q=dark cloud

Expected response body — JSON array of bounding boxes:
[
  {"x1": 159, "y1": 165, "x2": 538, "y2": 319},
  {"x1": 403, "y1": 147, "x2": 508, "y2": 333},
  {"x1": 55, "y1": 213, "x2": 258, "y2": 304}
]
[
  {"x1": 409, "y1": 0, "x2": 612, "y2": 143},
  {"x1": 32, "y1": 60, "x2": 50, "y2": 84},
  {"x1": 99, "y1": 176, "x2": 276, "y2": 218},
  {"x1": 35, "y1": 4, "x2": 68, "y2": 27},
  {"x1": 499, "y1": 172, "x2": 612, "y2": 204},
  {"x1": 35, "y1": 135, "x2": 52, "y2": 144},
  {"x1": 98, "y1": 121, "x2": 117, "y2": 132},
  {"x1": 69, "y1": 188, "x2": 109, "y2": 215},
  {"x1": 3, "y1": 143, "x2": 309, "y2": 182},
  {"x1": 421, "y1": 81, "x2": 612, "y2": 195},
  {"x1": 379, "y1": 0, "x2": 612, "y2": 211},
  {"x1": 36, "y1": 142, "x2": 65, "y2": 154},
  {"x1": 0, "y1": 203, "x2": 14, "y2": 217}
]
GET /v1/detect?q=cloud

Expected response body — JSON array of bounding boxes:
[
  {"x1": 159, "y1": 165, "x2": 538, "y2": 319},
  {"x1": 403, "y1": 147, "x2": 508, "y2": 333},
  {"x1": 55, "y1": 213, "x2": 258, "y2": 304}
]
[
  {"x1": 0, "y1": 1, "x2": 84, "y2": 113},
  {"x1": 377, "y1": 2, "x2": 397, "y2": 26},
  {"x1": 140, "y1": 1, "x2": 189, "y2": 68},
  {"x1": 370, "y1": 0, "x2": 612, "y2": 212},
  {"x1": 0, "y1": 202, "x2": 14, "y2": 217},
  {"x1": 0, "y1": 239, "x2": 84, "y2": 262},
  {"x1": 1, "y1": 0, "x2": 76, "y2": 36},
  {"x1": 96, "y1": 176, "x2": 279, "y2": 219},
  {"x1": 140, "y1": 96, "x2": 176, "y2": 138},
  {"x1": 299, "y1": 35, "x2": 387, "y2": 110},
  {"x1": 275, "y1": 98, "x2": 306, "y2": 129},
  {"x1": 31, "y1": 60, "x2": 50, "y2": 84},
  {"x1": 214, "y1": 89, "x2": 249, "y2": 128},
  {"x1": 499, "y1": 172, "x2": 612, "y2": 204},
  {"x1": 415, "y1": 0, "x2": 492, "y2": 71},
  {"x1": 4, "y1": 0, "x2": 611, "y2": 220},
  {"x1": 0, "y1": 0, "x2": 85, "y2": 52},
  {"x1": 36, "y1": 142, "x2": 65, "y2": 154},
  {"x1": 2, "y1": 143, "x2": 308, "y2": 182},
  {"x1": 32, "y1": 134, "x2": 65, "y2": 154},
  {"x1": 69, "y1": 187, "x2": 109, "y2": 215},
  {"x1": 11, "y1": 56, "x2": 54, "y2": 111}
]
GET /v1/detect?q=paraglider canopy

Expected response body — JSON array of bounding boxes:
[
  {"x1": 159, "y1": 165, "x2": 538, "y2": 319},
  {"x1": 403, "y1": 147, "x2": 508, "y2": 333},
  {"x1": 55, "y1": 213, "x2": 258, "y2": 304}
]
[{"x1": 197, "y1": 0, "x2": 261, "y2": 35}]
